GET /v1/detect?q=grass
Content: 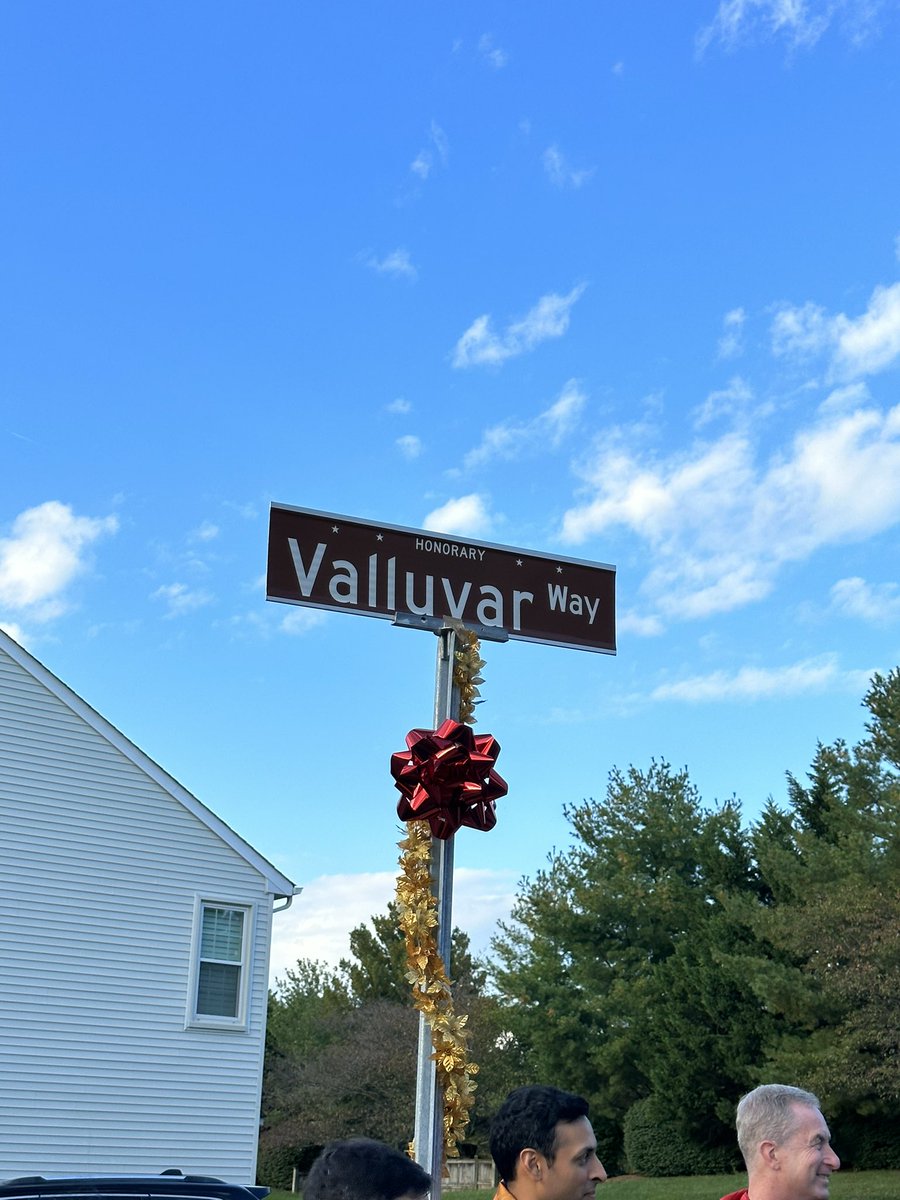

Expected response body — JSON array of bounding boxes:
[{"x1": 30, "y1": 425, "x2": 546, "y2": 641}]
[{"x1": 268, "y1": 1172, "x2": 899, "y2": 1200}]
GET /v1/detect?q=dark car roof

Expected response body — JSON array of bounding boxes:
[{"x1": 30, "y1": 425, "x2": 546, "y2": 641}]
[{"x1": 0, "y1": 1175, "x2": 269, "y2": 1200}]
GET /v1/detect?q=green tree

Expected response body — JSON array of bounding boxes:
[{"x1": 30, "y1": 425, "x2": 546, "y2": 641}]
[
  {"x1": 745, "y1": 670, "x2": 900, "y2": 1114},
  {"x1": 340, "y1": 901, "x2": 487, "y2": 1004},
  {"x1": 488, "y1": 672, "x2": 900, "y2": 1171},
  {"x1": 262, "y1": 903, "x2": 502, "y2": 1154},
  {"x1": 263, "y1": 958, "x2": 350, "y2": 1128},
  {"x1": 491, "y1": 761, "x2": 760, "y2": 1162}
]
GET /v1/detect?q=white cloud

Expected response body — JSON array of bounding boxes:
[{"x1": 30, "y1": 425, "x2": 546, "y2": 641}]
[
  {"x1": 771, "y1": 299, "x2": 831, "y2": 358},
  {"x1": 693, "y1": 375, "x2": 754, "y2": 427},
  {"x1": 280, "y1": 606, "x2": 328, "y2": 635},
  {"x1": 819, "y1": 381, "x2": 871, "y2": 413},
  {"x1": 464, "y1": 380, "x2": 586, "y2": 469},
  {"x1": 386, "y1": 397, "x2": 412, "y2": 415},
  {"x1": 410, "y1": 151, "x2": 431, "y2": 180},
  {"x1": 396, "y1": 434, "x2": 423, "y2": 460},
  {"x1": 452, "y1": 285, "x2": 586, "y2": 368},
  {"x1": 268, "y1": 867, "x2": 517, "y2": 982},
  {"x1": 652, "y1": 654, "x2": 874, "y2": 702},
  {"x1": 364, "y1": 248, "x2": 418, "y2": 282},
  {"x1": 423, "y1": 494, "x2": 495, "y2": 537},
  {"x1": 0, "y1": 501, "x2": 118, "y2": 621},
  {"x1": 0, "y1": 620, "x2": 28, "y2": 646},
  {"x1": 409, "y1": 121, "x2": 449, "y2": 181},
  {"x1": 618, "y1": 610, "x2": 665, "y2": 637},
  {"x1": 542, "y1": 145, "x2": 594, "y2": 190},
  {"x1": 430, "y1": 121, "x2": 449, "y2": 165},
  {"x1": 832, "y1": 283, "x2": 900, "y2": 378},
  {"x1": 717, "y1": 306, "x2": 746, "y2": 359},
  {"x1": 478, "y1": 33, "x2": 508, "y2": 68},
  {"x1": 151, "y1": 581, "x2": 214, "y2": 618},
  {"x1": 190, "y1": 520, "x2": 219, "y2": 542},
  {"x1": 830, "y1": 576, "x2": 900, "y2": 624},
  {"x1": 561, "y1": 401, "x2": 900, "y2": 620},
  {"x1": 772, "y1": 282, "x2": 900, "y2": 381},
  {"x1": 220, "y1": 604, "x2": 327, "y2": 639},
  {"x1": 696, "y1": 0, "x2": 884, "y2": 55}
]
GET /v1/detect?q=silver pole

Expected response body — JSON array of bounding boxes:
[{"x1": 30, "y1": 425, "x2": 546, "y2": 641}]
[{"x1": 413, "y1": 626, "x2": 459, "y2": 1195}]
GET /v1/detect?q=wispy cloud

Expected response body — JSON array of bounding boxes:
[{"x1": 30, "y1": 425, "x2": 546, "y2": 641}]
[
  {"x1": 151, "y1": 582, "x2": 214, "y2": 618},
  {"x1": 464, "y1": 379, "x2": 586, "y2": 468},
  {"x1": 773, "y1": 282, "x2": 900, "y2": 382},
  {"x1": 452, "y1": 285, "x2": 586, "y2": 368},
  {"x1": 693, "y1": 375, "x2": 755, "y2": 427},
  {"x1": 830, "y1": 575, "x2": 900, "y2": 624},
  {"x1": 423, "y1": 493, "x2": 495, "y2": 537},
  {"x1": 561, "y1": 400, "x2": 900, "y2": 621},
  {"x1": 618, "y1": 610, "x2": 665, "y2": 637},
  {"x1": 0, "y1": 620, "x2": 28, "y2": 646},
  {"x1": 542, "y1": 145, "x2": 594, "y2": 190},
  {"x1": 410, "y1": 152, "x2": 431, "y2": 180},
  {"x1": 363, "y1": 248, "x2": 418, "y2": 282},
  {"x1": 478, "y1": 33, "x2": 508, "y2": 69},
  {"x1": 717, "y1": 306, "x2": 746, "y2": 359},
  {"x1": 220, "y1": 605, "x2": 327, "y2": 640},
  {"x1": 409, "y1": 121, "x2": 449, "y2": 181},
  {"x1": 189, "y1": 520, "x2": 219, "y2": 543},
  {"x1": 696, "y1": 0, "x2": 887, "y2": 55},
  {"x1": 651, "y1": 655, "x2": 875, "y2": 702},
  {"x1": 396, "y1": 434, "x2": 423, "y2": 460},
  {"x1": 269, "y1": 867, "x2": 517, "y2": 981},
  {"x1": 0, "y1": 501, "x2": 118, "y2": 623},
  {"x1": 280, "y1": 606, "x2": 328, "y2": 635},
  {"x1": 386, "y1": 397, "x2": 412, "y2": 415}
]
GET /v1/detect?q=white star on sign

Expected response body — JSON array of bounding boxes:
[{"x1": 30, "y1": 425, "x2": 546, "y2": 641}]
[
  {"x1": 516, "y1": 558, "x2": 523, "y2": 566},
  {"x1": 331, "y1": 525, "x2": 340, "y2": 533},
  {"x1": 556, "y1": 566, "x2": 563, "y2": 573},
  {"x1": 376, "y1": 533, "x2": 384, "y2": 541}
]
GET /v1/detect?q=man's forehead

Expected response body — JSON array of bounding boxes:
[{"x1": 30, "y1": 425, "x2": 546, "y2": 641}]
[
  {"x1": 787, "y1": 1103, "x2": 829, "y2": 1141},
  {"x1": 553, "y1": 1116, "x2": 596, "y2": 1153}
]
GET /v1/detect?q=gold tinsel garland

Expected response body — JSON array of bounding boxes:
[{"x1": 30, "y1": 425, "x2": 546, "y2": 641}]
[{"x1": 395, "y1": 628, "x2": 485, "y2": 1164}]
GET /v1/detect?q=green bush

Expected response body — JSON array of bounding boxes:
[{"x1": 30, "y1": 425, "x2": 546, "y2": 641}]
[
  {"x1": 834, "y1": 1114, "x2": 900, "y2": 1170},
  {"x1": 256, "y1": 1142, "x2": 324, "y2": 1190},
  {"x1": 623, "y1": 1098, "x2": 739, "y2": 1177}
]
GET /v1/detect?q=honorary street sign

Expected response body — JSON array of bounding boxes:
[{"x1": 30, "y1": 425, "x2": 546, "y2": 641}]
[{"x1": 267, "y1": 503, "x2": 616, "y2": 654}]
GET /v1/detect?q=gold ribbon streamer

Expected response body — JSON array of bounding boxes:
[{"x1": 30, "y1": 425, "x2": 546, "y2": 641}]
[{"x1": 395, "y1": 631, "x2": 483, "y2": 1165}]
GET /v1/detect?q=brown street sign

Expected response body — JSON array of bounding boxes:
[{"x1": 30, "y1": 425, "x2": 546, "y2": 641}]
[{"x1": 266, "y1": 503, "x2": 616, "y2": 654}]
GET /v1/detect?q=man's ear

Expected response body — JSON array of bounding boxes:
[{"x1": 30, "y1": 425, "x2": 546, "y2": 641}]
[
  {"x1": 760, "y1": 1141, "x2": 780, "y2": 1172},
  {"x1": 519, "y1": 1149, "x2": 544, "y2": 1183}
]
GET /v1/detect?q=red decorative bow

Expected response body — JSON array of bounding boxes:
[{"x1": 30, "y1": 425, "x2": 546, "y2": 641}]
[{"x1": 390, "y1": 717, "x2": 508, "y2": 840}]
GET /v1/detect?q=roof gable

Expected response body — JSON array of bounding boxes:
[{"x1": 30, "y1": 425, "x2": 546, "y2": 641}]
[{"x1": 0, "y1": 627, "x2": 295, "y2": 898}]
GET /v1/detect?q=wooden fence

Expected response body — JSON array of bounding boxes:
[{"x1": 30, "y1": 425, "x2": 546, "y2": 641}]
[{"x1": 443, "y1": 1159, "x2": 497, "y2": 1192}]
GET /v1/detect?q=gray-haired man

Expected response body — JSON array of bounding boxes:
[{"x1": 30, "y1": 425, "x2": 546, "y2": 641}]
[{"x1": 721, "y1": 1084, "x2": 840, "y2": 1200}]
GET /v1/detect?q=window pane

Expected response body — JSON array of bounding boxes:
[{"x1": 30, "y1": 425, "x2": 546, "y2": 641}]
[
  {"x1": 201, "y1": 907, "x2": 244, "y2": 962},
  {"x1": 197, "y1": 961, "x2": 240, "y2": 1017}
]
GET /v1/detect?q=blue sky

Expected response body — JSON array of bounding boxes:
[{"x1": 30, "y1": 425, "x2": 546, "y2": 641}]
[{"x1": 3, "y1": 1, "x2": 900, "y2": 980}]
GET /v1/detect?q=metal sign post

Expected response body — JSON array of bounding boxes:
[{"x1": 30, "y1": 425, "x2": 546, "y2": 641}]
[{"x1": 413, "y1": 626, "x2": 459, "y2": 1185}]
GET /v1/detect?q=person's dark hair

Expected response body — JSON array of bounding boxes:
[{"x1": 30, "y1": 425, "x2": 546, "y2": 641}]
[
  {"x1": 489, "y1": 1085, "x2": 590, "y2": 1182},
  {"x1": 304, "y1": 1138, "x2": 431, "y2": 1200}
]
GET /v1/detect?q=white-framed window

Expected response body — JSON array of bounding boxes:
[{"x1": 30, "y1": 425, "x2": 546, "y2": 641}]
[{"x1": 187, "y1": 899, "x2": 253, "y2": 1030}]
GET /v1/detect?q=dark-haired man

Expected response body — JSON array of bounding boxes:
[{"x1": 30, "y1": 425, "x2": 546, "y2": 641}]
[
  {"x1": 489, "y1": 1085, "x2": 607, "y2": 1200},
  {"x1": 304, "y1": 1138, "x2": 431, "y2": 1200},
  {"x1": 721, "y1": 1084, "x2": 840, "y2": 1200}
]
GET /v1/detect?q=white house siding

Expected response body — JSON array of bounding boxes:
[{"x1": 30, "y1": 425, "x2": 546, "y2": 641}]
[{"x1": 0, "y1": 642, "x2": 293, "y2": 1184}]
